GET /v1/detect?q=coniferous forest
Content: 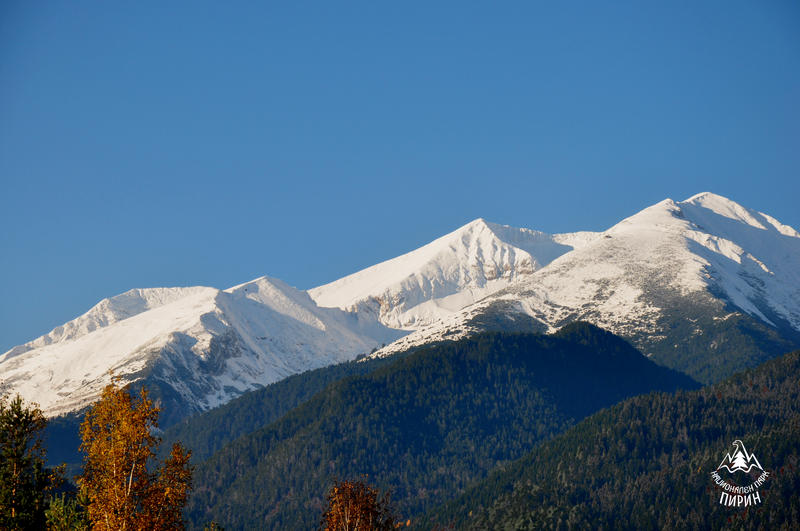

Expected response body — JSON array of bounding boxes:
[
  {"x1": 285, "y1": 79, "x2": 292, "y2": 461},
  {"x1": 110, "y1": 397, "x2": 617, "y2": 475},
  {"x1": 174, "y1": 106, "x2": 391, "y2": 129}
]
[
  {"x1": 8, "y1": 324, "x2": 800, "y2": 529},
  {"x1": 425, "y1": 350, "x2": 800, "y2": 529},
  {"x1": 184, "y1": 323, "x2": 698, "y2": 528}
]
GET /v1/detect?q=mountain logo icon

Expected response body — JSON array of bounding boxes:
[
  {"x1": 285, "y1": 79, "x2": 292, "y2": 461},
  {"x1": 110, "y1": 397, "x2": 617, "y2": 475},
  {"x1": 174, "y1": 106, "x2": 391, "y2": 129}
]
[
  {"x1": 710, "y1": 440, "x2": 770, "y2": 507},
  {"x1": 716, "y1": 440, "x2": 763, "y2": 474}
]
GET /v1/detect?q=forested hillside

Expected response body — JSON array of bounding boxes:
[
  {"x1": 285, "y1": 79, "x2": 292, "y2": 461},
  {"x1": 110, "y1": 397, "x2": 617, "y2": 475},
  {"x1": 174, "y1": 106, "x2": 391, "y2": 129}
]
[
  {"x1": 186, "y1": 323, "x2": 697, "y2": 529},
  {"x1": 159, "y1": 353, "x2": 401, "y2": 462},
  {"x1": 427, "y1": 350, "x2": 800, "y2": 529},
  {"x1": 42, "y1": 353, "x2": 401, "y2": 476}
]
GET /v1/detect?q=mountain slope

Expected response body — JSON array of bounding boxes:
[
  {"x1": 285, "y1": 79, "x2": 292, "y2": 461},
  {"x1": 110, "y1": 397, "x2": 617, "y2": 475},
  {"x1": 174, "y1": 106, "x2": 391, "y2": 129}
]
[
  {"x1": 0, "y1": 219, "x2": 596, "y2": 421},
  {"x1": 426, "y1": 349, "x2": 800, "y2": 530},
  {"x1": 3, "y1": 192, "x2": 798, "y2": 419},
  {"x1": 374, "y1": 193, "x2": 800, "y2": 383},
  {"x1": 1, "y1": 219, "x2": 594, "y2": 421},
  {"x1": 309, "y1": 218, "x2": 598, "y2": 329},
  {"x1": 3, "y1": 287, "x2": 210, "y2": 359},
  {"x1": 0, "y1": 277, "x2": 402, "y2": 422},
  {"x1": 159, "y1": 353, "x2": 403, "y2": 463},
  {"x1": 43, "y1": 353, "x2": 405, "y2": 478},
  {"x1": 186, "y1": 324, "x2": 698, "y2": 529}
]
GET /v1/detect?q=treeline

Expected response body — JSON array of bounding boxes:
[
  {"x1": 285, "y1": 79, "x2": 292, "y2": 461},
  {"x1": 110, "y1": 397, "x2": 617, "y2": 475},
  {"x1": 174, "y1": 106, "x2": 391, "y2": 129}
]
[
  {"x1": 425, "y1": 350, "x2": 800, "y2": 529},
  {"x1": 42, "y1": 352, "x2": 402, "y2": 477},
  {"x1": 635, "y1": 291, "x2": 800, "y2": 384},
  {"x1": 185, "y1": 322, "x2": 698, "y2": 529},
  {"x1": 160, "y1": 353, "x2": 402, "y2": 462}
]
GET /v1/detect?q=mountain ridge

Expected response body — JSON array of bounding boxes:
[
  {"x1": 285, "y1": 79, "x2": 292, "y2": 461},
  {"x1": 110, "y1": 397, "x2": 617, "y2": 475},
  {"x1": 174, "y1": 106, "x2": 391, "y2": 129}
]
[
  {"x1": 308, "y1": 217, "x2": 598, "y2": 330},
  {"x1": 185, "y1": 324, "x2": 699, "y2": 529},
  {"x1": 2, "y1": 192, "x2": 798, "y2": 417},
  {"x1": 423, "y1": 348, "x2": 800, "y2": 529},
  {"x1": 369, "y1": 193, "x2": 800, "y2": 383},
  {"x1": 0, "y1": 277, "x2": 403, "y2": 420}
]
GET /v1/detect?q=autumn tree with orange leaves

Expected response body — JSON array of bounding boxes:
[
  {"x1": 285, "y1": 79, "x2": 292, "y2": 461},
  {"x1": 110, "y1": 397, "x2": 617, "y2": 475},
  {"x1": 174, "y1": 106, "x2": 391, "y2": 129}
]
[
  {"x1": 320, "y1": 477, "x2": 399, "y2": 531},
  {"x1": 78, "y1": 377, "x2": 193, "y2": 530}
]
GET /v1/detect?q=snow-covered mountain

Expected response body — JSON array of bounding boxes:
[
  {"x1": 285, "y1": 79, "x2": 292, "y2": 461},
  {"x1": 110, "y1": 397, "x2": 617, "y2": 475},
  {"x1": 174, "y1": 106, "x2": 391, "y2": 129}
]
[
  {"x1": 2, "y1": 219, "x2": 592, "y2": 421},
  {"x1": 0, "y1": 278, "x2": 403, "y2": 421},
  {"x1": 309, "y1": 218, "x2": 598, "y2": 329},
  {"x1": 3, "y1": 287, "x2": 209, "y2": 359},
  {"x1": 2, "y1": 192, "x2": 798, "y2": 419},
  {"x1": 371, "y1": 193, "x2": 800, "y2": 383}
]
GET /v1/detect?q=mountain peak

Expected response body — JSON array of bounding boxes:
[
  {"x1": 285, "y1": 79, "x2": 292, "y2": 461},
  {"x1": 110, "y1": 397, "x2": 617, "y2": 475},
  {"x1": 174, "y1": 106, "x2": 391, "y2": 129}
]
[
  {"x1": 309, "y1": 219, "x2": 585, "y2": 329},
  {"x1": 679, "y1": 192, "x2": 800, "y2": 238},
  {"x1": 3, "y1": 192, "x2": 799, "y2": 422},
  {"x1": 683, "y1": 191, "x2": 720, "y2": 202},
  {"x1": 455, "y1": 218, "x2": 507, "y2": 239},
  {"x1": 681, "y1": 191, "x2": 757, "y2": 222},
  {"x1": 373, "y1": 193, "x2": 800, "y2": 378},
  {"x1": 465, "y1": 217, "x2": 490, "y2": 227},
  {"x1": 2, "y1": 286, "x2": 214, "y2": 359}
]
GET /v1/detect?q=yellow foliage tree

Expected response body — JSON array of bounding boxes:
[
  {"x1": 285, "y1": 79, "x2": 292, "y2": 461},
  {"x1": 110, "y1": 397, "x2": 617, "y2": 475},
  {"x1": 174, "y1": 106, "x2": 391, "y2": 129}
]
[
  {"x1": 78, "y1": 377, "x2": 192, "y2": 530},
  {"x1": 320, "y1": 477, "x2": 399, "y2": 530}
]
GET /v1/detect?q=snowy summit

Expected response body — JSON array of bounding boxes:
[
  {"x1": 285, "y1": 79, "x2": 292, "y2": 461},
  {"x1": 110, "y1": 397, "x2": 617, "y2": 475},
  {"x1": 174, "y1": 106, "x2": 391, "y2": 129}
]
[{"x1": 1, "y1": 193, "x2": 799, "y2": 418}]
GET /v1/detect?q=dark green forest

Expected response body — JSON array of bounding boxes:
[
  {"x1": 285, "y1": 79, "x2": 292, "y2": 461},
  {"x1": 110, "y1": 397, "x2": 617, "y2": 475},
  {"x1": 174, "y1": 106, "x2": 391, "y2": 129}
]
[
  {"x1": 185, "y1": 323, "x2": 697, "y2": 529},
  {"x1": 43, "y1": 352, "x2": 402, "y2": 476},
  {"x1": 426, "y1": 350, "x2": 800, "y2": 529},
  {"x1": 628, "y1": 291, "x2": 800, "y2": 384},
  {"x1": 34, "y1": 322, "x2": 800, "y2": 529},
  {"x1": 159, "y1": 353, "x2": 402, "y2": 462}
]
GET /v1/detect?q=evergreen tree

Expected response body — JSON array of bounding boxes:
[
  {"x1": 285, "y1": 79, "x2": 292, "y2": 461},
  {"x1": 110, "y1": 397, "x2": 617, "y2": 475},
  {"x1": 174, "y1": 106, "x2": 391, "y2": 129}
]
[
  {"x1": 44, "y1": 491, "x2": 90, "y2": 531},
  {"x1": 0, "y1": 394, "x2": 63, "y2": 530},
  {"x1": 731, "y1": 450, "x2": 748, "y2": 471}
]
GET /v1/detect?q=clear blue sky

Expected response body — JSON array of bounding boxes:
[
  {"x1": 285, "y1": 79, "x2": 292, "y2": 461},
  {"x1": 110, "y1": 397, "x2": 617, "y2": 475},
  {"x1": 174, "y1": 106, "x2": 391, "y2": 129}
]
[{"x1": 2, "y1": 1, "x2": 799, "y2": 352}]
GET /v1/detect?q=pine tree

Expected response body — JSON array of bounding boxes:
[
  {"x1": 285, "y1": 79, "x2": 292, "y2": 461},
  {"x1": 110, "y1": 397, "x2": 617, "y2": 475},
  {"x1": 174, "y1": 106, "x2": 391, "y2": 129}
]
[
  {"x1": 78, "y1": 377, "x2": 193, "y2": 530},
  {"x1": 0, "y1": 394, "x2": 63, "y2": 530},
  {"x1": 731, "y1": 451, "x2": 748, "y2": 471},
  {"x1": 44, "y1": 491, "x2": 90, "y2": 531}
]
